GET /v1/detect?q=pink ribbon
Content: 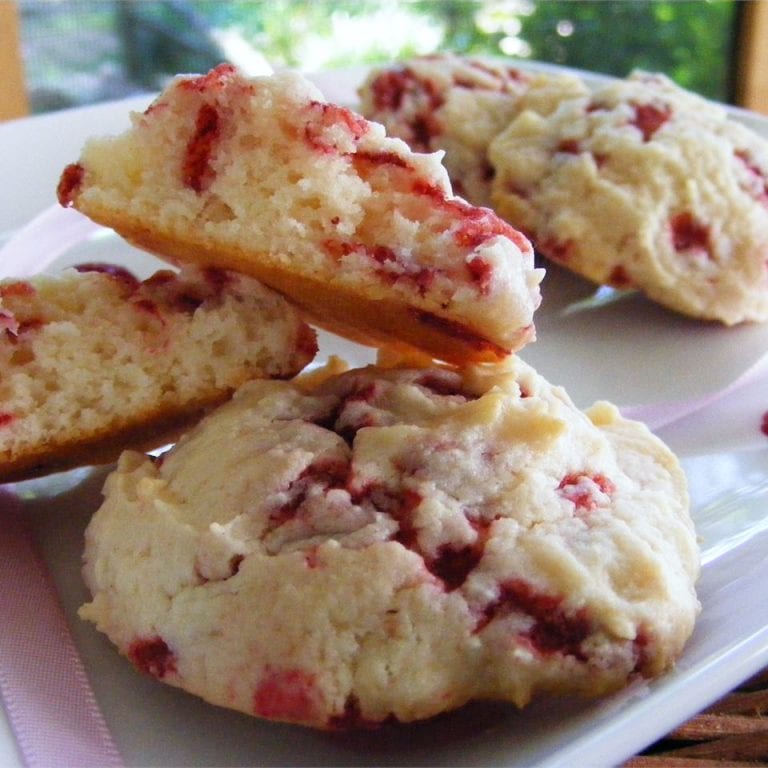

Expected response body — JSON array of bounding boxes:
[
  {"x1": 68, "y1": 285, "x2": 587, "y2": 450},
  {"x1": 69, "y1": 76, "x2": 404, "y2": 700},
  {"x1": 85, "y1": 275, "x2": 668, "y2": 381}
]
[
  {"x1": 0, "y1": 207, "x2": 122, "y2": 765},
  {"x1": 0, "y1": 206, "x2": 101, "y2": 279},
  {"x1": 0, "y1": 490, "x2": 122, "y2": 768}
]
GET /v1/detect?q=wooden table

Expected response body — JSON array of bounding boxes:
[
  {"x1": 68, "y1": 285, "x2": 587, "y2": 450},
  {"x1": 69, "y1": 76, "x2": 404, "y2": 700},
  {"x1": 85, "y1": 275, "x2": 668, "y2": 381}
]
[{"x1": 625, "y1": 668, "x2": 768, "y2": 766}]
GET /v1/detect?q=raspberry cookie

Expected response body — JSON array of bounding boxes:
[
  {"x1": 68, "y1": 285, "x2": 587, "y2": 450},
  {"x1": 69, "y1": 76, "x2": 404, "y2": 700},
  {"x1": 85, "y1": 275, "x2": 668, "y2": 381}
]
[
  {"x1": 58, "y1": 64, "x2": 542, "y2": 365},
  {"x1": 0, "y1": 264, "x2": 315, "y2": 482},
  {"x1": 490, "y1": 70, "x2": 768, "y2": 324},
  {"x1": 80, "y1": 359, "x2": 699, "y2": 728},
  {"x1": 359, "y1": 54, "x2": 588, "y2": 206}
]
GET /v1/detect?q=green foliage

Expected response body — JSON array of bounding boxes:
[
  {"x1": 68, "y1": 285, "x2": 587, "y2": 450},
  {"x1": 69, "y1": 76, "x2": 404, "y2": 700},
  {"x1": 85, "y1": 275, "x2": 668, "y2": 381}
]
[
  {"x1": 516, "y1": 0, "x2": 737, "y2": 100},
  {"x1": 411, "y1": 0, "x2": 503, "y2": 53},
  {"x1": 20, "y1": 0, "x2": 740, "y2": 113}
]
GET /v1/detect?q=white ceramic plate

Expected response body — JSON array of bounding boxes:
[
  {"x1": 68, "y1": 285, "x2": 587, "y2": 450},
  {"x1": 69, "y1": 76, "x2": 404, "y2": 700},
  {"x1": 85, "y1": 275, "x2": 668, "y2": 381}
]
[{"x1": 1, "y1": 64, "x2": 768, "y2": 767}]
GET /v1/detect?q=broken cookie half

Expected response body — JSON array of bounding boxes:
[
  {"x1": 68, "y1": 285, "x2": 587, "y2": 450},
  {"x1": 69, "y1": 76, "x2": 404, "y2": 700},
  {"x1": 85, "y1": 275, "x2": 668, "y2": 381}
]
[
  {"x1": 0, "y1": 265, "x2": 315, "y2": 482},
  {"x1": 59, "y1": 64, "x2": 543, "y2": 365}
]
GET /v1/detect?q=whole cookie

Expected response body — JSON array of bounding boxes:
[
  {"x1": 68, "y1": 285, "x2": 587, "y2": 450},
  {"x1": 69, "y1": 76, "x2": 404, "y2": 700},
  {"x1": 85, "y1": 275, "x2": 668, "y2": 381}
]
[
  {"x1": 490, "y1": 70, "x2": 768, "y2": 324},
  {"x1": 360, "y1": 54, "x2": 588, "y2": 206},
  {"x1": 81, "y1": 359, "x2": 699, "y2": 728}
]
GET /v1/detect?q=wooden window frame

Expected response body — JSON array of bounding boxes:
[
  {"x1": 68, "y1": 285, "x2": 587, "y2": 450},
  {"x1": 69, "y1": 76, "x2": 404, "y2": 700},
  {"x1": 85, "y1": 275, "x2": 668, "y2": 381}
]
[
  {"x1": 0, "y1": 1, "x2": 28, "y2": 120},
  {"x1": 735, "y1": 0, "x2": 768, "y2": 115}
]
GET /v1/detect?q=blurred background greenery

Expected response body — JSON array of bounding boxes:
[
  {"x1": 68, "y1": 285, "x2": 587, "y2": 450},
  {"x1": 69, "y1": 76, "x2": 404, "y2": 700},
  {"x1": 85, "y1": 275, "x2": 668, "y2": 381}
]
[{"x1": 19, "y1": 0, "x2": 739, "y2": 114}]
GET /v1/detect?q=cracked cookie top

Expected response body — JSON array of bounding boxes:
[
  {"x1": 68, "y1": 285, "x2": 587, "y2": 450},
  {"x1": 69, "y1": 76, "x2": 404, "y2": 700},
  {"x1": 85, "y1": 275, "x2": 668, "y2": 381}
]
[
  {"x1": 80, "y1": 358, "x2": 699, "y2": 728},
  {"x1": 490, "y1": 70, "x2": 768, "y2": 324}
]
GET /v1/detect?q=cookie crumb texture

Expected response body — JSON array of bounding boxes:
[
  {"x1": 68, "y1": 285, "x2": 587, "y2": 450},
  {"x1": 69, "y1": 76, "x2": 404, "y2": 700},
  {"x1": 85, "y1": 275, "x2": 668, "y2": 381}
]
[
  {"x1": 0, "y1": 265, "x2": 315, "y2": 481},
  {"x1": 81, "y1": 360, "x2": 699, "y2": 728},
  {"x1": 489, "y1": 70, "x2": 768, "y2": 324},
  {"x1": 60, "y1": 64, "x2": 543, "y2": 364}
]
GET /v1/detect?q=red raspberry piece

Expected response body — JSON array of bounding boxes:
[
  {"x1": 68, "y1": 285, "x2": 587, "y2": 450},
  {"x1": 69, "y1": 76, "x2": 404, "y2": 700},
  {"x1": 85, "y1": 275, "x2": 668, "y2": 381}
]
[
  {"x1": 539, "y1": 237, "x2": 575, "y2": 263},
  {"x1": 228, "y1": 554, "x2": 244, "y2": 578},
  {"x1": 761, "y1": 411, "x2": 768, "y2": 437},
  {"x1": 670, "y1": 212, "x2": 710, "y2": 255},
  {"x1": 558, "y1": 473, "x2": 615, "y2": 513},
  {"x1": 324, "y1": 240, "x2": 436, "y2": 295},
  {"x1": 455, "y1": 207, "x2": 529, "y2": 253},
  {"x1": 631, "y1": 102, "x2": 671, "y2": 142},
  {"x1": 75, "y1": 262, "x2": 141, "y2": 291},
  {"x1": 0, "y1": 309, "x2": 42, "y2": 341},
  {"x1": 453, "y1": 75, "x2": 481, "y2": 90},
  {"x1": 370, "y1": 69, "x2": 412, "y2": 112},
  {"x1": 466, "y1": 256, "x2": 493, "y2": 296},
  {"x1": 177, "y1": 63, "x2": 238, "y2": 94},
  {"x1": 454, "y1": 60, "x2": 516, "y2": 88},
  {"x1": 478, "y1": 579, "x2": 591, "y2": 659},
  {"x1": 0, "y1": 310, "x2": 19, "y2": 338},
  {"x1": 253, "y1": 668, "x2": 319, "y2": 722},
  {"x1": 411, "y1": 178, "x2": 445, "y2": 202},
  {"x1": 607, "y1": 265, "x2": 633, "y2": 289},
  {"x1": 130, "y1": 298, "x2": 164, "y2": 323},
  {"x1": 339, "y1": 379, "x2": 380, "y2": 406},
  {"x1": 197, "y1": 552, "x2": 244, "y2": 585},
  {"x1": 471, "y1": 60, "x2": 528, "y2": 88},
  {"x1": 353, "y1": 473, "x2": 485, "y2": 590},
  {"x1": 349, "y1": 481, "x2": 422, "y2": 547},
  {"x1": 409, "y1": 111, "x2": 442, "y2": 149},
  {"x1": 369, "y1": 68, "x2": 443, "y2": 151},
  {"x1": 370, "y1": 245, "x2": 398, "y2": 265},
  {"x1": 353, "y1": 149, "x2": 409, "y2": 171},
  {"x1": 141, "y1": 270, "x2": 225, "y2": 315},
  {"x1": 328, "y1": 397, "x2": 381, "y2": 446},
  {"x1": 481, "y1": 161, "x2": 496, "y2": 182},
  {"x1": 304, "y1": 102, "x2": 369, "y2": 154},
  {"x1": 57, "y1": 163, "x2": 85, "y2": 207},
  {"x1": 201, "y1": 266, "x2": 233, "y2": 291},
  {"x1": 373, "y1": 255, "x2": 436, "y2": 296},
  {"x1": 322, "y1": 239, "x2": 357, "y2": 261},
  {"x1": 390, "y1": 488, "x2": 422, "y2": 549},
  {"x1": 267, "y1": 457, "x2": 351, "y2": 528},
  {"x1": 182, "y1": 103, "x2": 220, "y2": 192},
  {"x1": 734, "y1": 149, "x2": 768, "y2": 207},
  {"x1": 303, "y1": 547, "x2": 323, "y2": 570},
  {"x1": 427, "y1": 543, "x2": 483, "y2": 591},
  {"x1": 0, "y1": 281, "x2": 35, "y2": 299},
  {"x1": 295, "y1": 324, "x2": 319, "y2": 363},
  {"x1": 171, "y1": 292, "x2": 206, "y2": 314},
  {"x1": 410, "y1": 180, "x2": 530, "y2": 255},
  {"x1": 557, "y1": 139, "x2": 582, "y2": 154},
  {"x1": 0, "y1": 413, "x2": 15, "y2": 428},
  {"x1": 414, "y1": 370, "x2": 474, "y2": 399},
  {"x1": 15, "y1": 319, "x2": 44, "y2": 336},
  {"x1": 128, "y1": 636, "x2": 177, "y2": 679},
  {"x1": 141, "y1": 270, "x2": 177, "y2": 290},
  {"x1": 632, "y1": 626, "x2": 653, "y2": 676}
]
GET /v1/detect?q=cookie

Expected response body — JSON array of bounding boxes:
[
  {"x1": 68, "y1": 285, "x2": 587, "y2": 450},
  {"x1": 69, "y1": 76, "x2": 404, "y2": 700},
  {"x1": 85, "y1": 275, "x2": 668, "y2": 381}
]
[
  {"x1": 0, "y1": 264, "x2": 316, "y2": 482},
  {"x1": 58, "y1": 64, "x2": 543, "y2": 365},
  {"x1": 489, "y1": 70, "x2": 768, "y2": 324},
  {"x1": 80, "y1": 359, "x2": 699, "y2": 728},
  {"x1": 359, "y1": 54, "x2": 588, "y2": 206}
]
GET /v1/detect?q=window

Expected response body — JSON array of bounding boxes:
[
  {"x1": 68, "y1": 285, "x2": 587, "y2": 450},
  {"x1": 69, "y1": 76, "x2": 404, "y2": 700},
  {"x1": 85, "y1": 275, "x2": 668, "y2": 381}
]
[{"x1": 13, "y1": 0, "x2": 754, "y2": 116}]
